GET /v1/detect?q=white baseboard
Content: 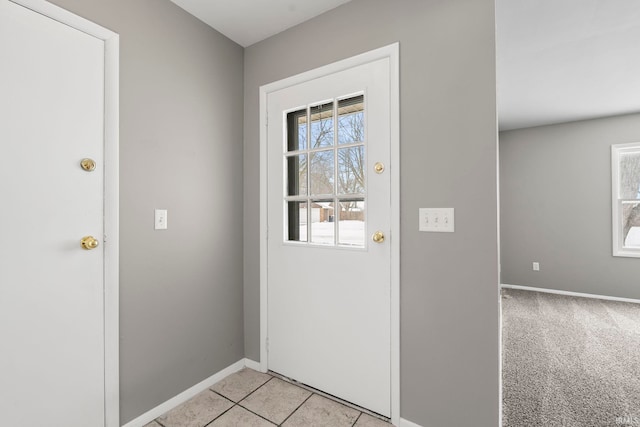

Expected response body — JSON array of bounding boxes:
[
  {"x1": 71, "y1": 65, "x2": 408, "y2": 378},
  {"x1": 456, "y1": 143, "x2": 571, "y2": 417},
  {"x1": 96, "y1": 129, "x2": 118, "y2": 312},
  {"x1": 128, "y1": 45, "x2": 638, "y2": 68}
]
[
  {"x1": 399, "y1": 418, "x2": 424, "y2": 427},
  {"x1": 122, "y1": 358, "x2": 249, "y2": 427},
  {"x1": 501, "y1": 284, "x2": 640, "y2": 304},
  {"x1": 244, "y1": 358, "x2": 263, "y2": 372},
  {"x1": 123, "y1": 357, "x2": 419, "y2": 427}
]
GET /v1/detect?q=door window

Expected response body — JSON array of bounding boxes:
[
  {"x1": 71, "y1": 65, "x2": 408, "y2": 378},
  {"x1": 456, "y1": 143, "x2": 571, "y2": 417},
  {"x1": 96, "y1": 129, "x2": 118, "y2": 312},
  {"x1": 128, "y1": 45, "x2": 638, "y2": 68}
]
[{"x1": 285, "y1": 94, "x2": 366, "y2": 247}]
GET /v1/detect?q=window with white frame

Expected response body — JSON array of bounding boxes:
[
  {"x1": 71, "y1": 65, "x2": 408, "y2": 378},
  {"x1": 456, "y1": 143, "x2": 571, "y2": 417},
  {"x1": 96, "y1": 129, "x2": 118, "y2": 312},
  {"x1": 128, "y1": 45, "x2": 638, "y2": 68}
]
[{"x1": 612, "y1": 142, "x2": 640, "y2": 257}]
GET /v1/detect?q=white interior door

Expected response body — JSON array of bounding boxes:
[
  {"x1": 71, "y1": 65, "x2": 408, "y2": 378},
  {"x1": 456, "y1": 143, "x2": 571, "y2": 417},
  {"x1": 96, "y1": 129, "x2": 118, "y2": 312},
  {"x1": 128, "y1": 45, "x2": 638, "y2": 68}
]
[
  {"x1": 0, "y1": 1, "x2": 106, "y2": 425},
  {"x1": 267, "y1": 58, "x2": 392, "y2": 416}
]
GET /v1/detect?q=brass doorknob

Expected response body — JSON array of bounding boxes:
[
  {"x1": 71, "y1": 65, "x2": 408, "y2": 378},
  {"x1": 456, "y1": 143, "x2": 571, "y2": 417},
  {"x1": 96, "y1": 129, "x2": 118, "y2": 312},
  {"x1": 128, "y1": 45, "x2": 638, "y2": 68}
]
[
  {"x1": 80, "y1": 158, "x2": 96, "y2": 172},
  {"x1": 372, "y1": 231, "x2": 385, "y2": 244},
  {"x1": 81, "y1": 236, "x2": 99, "y2": 250},
  {"x1": 374, "y1": 162, "x2": 385, "y2": 174}
]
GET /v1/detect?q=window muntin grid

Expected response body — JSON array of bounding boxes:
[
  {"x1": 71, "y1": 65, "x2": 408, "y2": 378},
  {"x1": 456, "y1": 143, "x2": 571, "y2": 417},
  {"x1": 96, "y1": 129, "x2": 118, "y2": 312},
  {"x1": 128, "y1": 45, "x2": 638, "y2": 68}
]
[{"x1": 285, "y1": 94, "x2": 366, "y2": 248}]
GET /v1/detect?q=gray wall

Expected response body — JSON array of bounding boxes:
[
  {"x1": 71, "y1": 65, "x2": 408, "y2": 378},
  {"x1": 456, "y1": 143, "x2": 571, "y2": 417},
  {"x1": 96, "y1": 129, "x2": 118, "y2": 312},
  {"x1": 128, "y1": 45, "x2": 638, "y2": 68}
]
[
  {"x1": 243, "y1": 0, "x2": 500, "y2": 425},
  {"x1": 500, "y1": 113, "x2": 640, "y2": 300},
  {"x1": 48, "y1": 0, "x2": 245, "y2": 423}
]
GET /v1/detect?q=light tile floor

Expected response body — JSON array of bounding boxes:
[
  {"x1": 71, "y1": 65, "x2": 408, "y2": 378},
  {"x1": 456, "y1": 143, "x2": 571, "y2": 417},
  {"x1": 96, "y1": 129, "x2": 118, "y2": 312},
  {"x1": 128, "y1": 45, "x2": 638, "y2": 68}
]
[{"x1": 145, "y1": 368, "x2": 392, "y2": 427}]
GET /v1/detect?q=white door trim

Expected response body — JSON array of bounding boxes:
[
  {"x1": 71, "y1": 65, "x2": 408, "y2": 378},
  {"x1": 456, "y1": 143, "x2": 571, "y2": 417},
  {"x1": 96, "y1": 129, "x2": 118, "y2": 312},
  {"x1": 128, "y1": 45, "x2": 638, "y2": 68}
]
[
  {"x1": 259, "y1": 43, "x2": 400, "y2": 425},
  {"x1": 9, "y1": 1, "x2": 120, "y2": 425}
]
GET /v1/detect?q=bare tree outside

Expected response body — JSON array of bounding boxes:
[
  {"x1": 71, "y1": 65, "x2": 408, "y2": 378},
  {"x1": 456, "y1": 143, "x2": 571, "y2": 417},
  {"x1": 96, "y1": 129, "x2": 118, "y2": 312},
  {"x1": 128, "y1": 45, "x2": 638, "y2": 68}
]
[
  {"x1": 303, "y1": 99, "x2": 365, "y2": 211},
  {"x1": 311, "y1": 103, "x2": 339, "y2": 197},
  {"x1": 286, "y1": 96, "x2": 366, "y2": 246},
  {"x1": 337, "y1": 111, "x2": 365, "y2": 195}
]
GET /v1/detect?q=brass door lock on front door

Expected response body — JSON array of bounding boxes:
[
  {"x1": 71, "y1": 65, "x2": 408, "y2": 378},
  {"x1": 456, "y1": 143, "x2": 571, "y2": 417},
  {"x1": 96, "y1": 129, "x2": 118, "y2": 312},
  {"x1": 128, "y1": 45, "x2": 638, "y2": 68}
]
[{"x1": 80, "y1": 235, "x2": 99, "y2": 250}]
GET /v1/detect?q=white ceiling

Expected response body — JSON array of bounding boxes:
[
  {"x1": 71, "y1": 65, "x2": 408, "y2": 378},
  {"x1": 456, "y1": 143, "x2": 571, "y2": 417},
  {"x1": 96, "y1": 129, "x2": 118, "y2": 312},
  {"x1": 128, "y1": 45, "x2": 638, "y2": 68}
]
[
  {"x1": 169, "y1": 0, "x2": 352, "y2": 47},
  {"x1": 170, "y1": 0, "x2": 640, "y2": 131},
  {"x1": 497, "y1": 0, "x2": 640, "y2": 131}
]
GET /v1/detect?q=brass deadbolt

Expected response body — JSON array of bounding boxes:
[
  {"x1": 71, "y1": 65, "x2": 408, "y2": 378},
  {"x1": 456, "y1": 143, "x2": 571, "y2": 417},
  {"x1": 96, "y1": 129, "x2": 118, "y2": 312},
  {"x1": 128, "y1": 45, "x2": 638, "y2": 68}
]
[
  {"x1": 374, "y1": 162, "x2": 385, "y2": 174},
  {"x1": 80, "y1": 158, "x2": 96, "y2": 172}
]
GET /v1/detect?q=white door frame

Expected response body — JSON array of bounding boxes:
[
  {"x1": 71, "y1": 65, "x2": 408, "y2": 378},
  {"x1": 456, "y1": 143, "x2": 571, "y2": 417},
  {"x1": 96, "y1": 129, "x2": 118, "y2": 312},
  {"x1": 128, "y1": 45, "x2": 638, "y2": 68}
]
[
  {"x1": 259, "y1": 43, "x2": 400, "y2": 425},
  {"x1": 9, "y1": 1, "x2": 120, "y2": 425}
]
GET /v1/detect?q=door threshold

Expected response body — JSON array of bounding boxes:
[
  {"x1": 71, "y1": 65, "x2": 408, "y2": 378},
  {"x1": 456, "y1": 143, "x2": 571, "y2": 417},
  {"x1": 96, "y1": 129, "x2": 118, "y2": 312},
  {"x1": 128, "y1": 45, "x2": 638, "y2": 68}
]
[{"x1": 268, "y1": 370, "x2": 391, "y2": 423}]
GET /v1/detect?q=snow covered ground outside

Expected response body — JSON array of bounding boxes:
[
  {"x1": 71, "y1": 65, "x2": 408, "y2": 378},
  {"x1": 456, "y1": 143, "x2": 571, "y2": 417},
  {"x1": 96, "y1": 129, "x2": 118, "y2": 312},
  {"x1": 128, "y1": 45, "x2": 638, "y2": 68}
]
[
  {"x1": 625, "y1": 226, "x2": 640, "y2": 247},
  {"x1": 299, "y1": 220, "x2": 365, "y2": 247}
]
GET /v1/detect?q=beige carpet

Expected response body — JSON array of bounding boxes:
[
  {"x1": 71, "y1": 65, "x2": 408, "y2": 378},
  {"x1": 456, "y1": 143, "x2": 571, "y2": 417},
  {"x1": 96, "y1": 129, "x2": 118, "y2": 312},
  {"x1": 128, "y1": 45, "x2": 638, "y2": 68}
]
[{"x1": 502, "y1": 288, "x2": 640, "y2": 427}]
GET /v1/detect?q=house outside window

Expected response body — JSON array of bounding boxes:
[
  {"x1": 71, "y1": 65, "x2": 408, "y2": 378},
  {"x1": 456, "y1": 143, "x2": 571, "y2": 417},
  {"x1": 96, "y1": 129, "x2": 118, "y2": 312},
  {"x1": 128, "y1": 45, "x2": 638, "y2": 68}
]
[{"x1": 612, "y1": 142, "x2": 640, "y2": 257}]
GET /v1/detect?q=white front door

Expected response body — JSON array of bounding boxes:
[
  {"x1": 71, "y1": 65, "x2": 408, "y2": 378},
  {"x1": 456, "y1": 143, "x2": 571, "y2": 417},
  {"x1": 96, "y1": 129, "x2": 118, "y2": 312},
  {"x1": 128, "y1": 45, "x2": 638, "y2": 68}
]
[
  {"x1": 0, "y1": 1, "x2": 107, "y2": 425},
  {"x1": 267, "y1": 58, "x2": 392, "y2": 416}
]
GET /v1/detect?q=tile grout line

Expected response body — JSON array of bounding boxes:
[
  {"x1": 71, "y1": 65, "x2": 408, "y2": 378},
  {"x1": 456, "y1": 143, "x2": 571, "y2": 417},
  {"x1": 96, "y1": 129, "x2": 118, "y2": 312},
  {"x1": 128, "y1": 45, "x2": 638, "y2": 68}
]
[
  {"x1": 278, "y1": 392, "x2": 315, "y2": 426},
  {"x1": 234, "y1": 403, "x2": 280, "y2": 426},
  {"x1": 235, "y1": 376, "x2": 311, "y2": 426},
  {"x1": 156, "y1": 372, "x2": 276, "y2": 427},
  {"x1": 211, "y1": 375, "x2": 280, "y2": 426},
  {"x1": 351, "y1": 411, "x2": 364, "y2": 427},
  {"x1": 234, "y1": 375, "x2": 276, "y2": 404},
  {"x1": 269, "y1": 370, "x2": 391, "y2": 424},
  {"x1": 202, "y1": 392, "x2": 236, "y2": 427},
  {"x1": 151, "y1": 369, "x2": 391, "y2": 427}
]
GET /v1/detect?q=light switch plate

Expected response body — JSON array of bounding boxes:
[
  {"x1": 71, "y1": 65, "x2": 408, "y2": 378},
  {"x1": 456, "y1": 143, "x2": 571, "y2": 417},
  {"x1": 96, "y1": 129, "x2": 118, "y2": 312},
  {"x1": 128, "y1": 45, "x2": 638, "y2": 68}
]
[
  {"x1": 155, "y1": 209, "x2": 167, "y2": 230},
  {"x1": 419, "y1": 208, "x2": 454, "y2": 232}
]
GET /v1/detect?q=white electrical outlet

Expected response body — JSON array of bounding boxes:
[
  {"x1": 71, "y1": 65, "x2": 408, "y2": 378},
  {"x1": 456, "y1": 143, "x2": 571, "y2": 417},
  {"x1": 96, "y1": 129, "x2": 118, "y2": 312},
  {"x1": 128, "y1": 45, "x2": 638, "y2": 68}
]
[
  {"x1": 419, "y1": 208, "x2": 455, "y2": 232},
  {"x1": 532, "y1": 262, "x2": 540, "y2": 271},
  {"x1": 155, "y1": 209, "x2": 167, "y2": 230}
]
